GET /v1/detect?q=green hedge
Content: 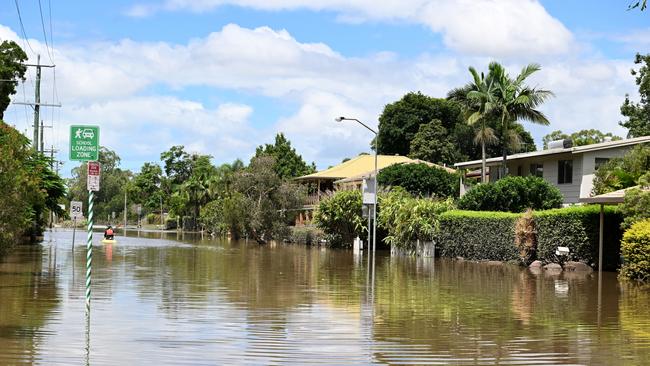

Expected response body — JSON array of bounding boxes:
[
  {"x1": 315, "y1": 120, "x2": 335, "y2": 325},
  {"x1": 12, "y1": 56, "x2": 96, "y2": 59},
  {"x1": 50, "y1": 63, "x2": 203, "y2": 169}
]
[
  {"x1": 620, "y1": 219, "x2": 650, "y2": 281},
  {"x1": 458, "y1": 176, "x2": 563, "y2": 213},
  {"x1": 436, "y1": 210, "x2": 520, "y2": 261},
  {"x1": 535, "y1": 206, "x2": 622, "y2": 269},
  {"x1": 434, "y1": 206, "x2": 623, "y2": 267}
]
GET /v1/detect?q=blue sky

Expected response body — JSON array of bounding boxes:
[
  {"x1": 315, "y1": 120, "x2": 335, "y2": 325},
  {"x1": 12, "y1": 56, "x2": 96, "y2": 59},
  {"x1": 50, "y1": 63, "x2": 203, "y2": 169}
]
[{"x1": 1, "y1": 0, "x2": 648, "y2": 175}]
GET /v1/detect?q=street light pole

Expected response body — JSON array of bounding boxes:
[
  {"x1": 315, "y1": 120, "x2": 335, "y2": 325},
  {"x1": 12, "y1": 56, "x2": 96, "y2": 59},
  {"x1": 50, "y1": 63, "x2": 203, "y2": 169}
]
[{"x1": 335, "y1": 117, "x2": 378, "y2": 255}]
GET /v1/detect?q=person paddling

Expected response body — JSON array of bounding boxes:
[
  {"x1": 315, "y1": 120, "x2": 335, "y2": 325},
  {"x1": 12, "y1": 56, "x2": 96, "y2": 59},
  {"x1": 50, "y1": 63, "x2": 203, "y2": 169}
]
[{"x1": 104, "y1": 225, "x2": 114, "y2": 240}]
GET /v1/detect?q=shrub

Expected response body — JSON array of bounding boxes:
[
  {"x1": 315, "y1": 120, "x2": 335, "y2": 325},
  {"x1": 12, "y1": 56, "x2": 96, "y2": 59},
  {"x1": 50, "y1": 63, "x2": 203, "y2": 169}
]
[
  {"x1": 290, "y1": 226, "x2": 325, "y2": 245},
  {"x1": 436, "y1": 210, "x2": 520, "y2": 261},
  {"x1": 313, "y1": 190, "x2": 366, "y2": 248},
  {"x1": 592, "y1": 144, "x2": 650, "y2": 195},
  {"x1": 458, "y1": 176, "x2": 563, "y2": 213},
  {"x1": 620, "y1": 188, "x2": 650, "y2": 230},
  {"x1": 534, "y1": 205, "x2": 622, "y2": 269},
  {"x1": 377, "y1": 163, "x2": 459, "y2": 198},
  {"x1": 379, "y1": 188, "x2": 454, "y2": 249},
  {"x1": 620, "y1": 219, "x2": 650, "y2": 281}
]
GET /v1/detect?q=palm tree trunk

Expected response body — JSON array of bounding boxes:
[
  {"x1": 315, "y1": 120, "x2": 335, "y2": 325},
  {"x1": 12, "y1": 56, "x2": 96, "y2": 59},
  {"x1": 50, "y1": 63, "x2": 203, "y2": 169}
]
[
  {"x1": 481, "y1": 141, "x2": 487, "y2": 183},
  {"x1": 501, "y1": 114, "x2": 508, "y2": 178}
]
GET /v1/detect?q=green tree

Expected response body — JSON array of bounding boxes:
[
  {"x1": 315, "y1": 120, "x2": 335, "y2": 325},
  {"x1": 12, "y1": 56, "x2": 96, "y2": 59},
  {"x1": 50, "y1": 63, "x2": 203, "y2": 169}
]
[
  {"x1": 376, "y1": 92, "x2": 463, "y2": 158},
  {"x1": 542, "y1": 129, "x2": 622, "y2": 149},
  {"x1": 313, "y1": 190, "x2": 366, "y2": 248},
  {"x1": 131, "y1": 162, "x2": 163, "y2": 211},
  {"x1": 408, "y1": 120, "x2": 460, "y2": 164},
  {"x1": 620, "y1": 54, "x2": 650, "y2": 137},
  {"x1": 0, "y1": 41, "x2": 28, "y2": 119},
  {"x1": 485, "y1": 62, "x2": 553, "y2": 175},
  {"x1": 160, "y1": 145, "x2": 193, "y2": 185},
  {"x1": 592, "y1": 144, "x2": 650, "y2": 194},
  {"x1": 448, "y1": 66, "x2": 499, "y2": 183},
  {"x1": 254, "y1": 133, "x2": 315, "y2": 179},
  {"x1": 377, "y1": 163, "x2": 459, "y2": 198}
]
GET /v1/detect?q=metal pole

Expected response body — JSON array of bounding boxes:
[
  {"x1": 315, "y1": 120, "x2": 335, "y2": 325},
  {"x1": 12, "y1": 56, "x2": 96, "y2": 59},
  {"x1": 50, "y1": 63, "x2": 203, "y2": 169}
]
[
  {"x1": 599, "y1": 204, "x2": 604, "y2": 272},
  {"x1": 160, "y1": 195, "x2": 164, "y2": 230},
  {"x1": 123, "y1": 190, "x2": 127, "y2": 236},
  {"x1": 86, "y1": 190, "x2": 94, "y2": 309},
  {"x1": 72, "y1": 217, "x2": 76, "y2": 250}
]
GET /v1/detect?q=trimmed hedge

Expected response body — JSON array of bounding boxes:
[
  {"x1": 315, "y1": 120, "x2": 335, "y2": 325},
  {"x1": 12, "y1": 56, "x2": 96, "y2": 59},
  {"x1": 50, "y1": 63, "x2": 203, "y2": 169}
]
[
  {"x1": 620, "y1": 219, "x2": 650, "y2": 281},
  {"x1": 434, "y1": 206, "x2": 623, "y2": 267},
  {"x1": 436, "y1": 210, "x2": 520, "y2": 261},
  {"x1": 458, "y1": 176, "x2": 563, "y2": 213},
  {"x1": 535, "y1": 205, "x2": 622, "y2": 269},
  {"x1": 377, "y1": 163, "x2": 459, "y2": 198}
]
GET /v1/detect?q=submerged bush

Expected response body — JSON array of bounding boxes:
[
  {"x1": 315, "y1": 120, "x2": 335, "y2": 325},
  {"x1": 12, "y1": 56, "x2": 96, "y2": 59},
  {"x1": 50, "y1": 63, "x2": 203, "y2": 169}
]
[
  {"x1": 620, "y1": 219, "x2": 650, "y2": 281},
  {"x1": 458, "y1": 176, "x2": 563, "y2": 213},
  {"x1": 620, "y1": 188, "x2": 650, "y2": 230},
  {"x1": 313, "y1": 190, "x2": 365, "y2": 248},
  {"x1": 379, "y1": 188, "x2": 454, "y2": 249}
]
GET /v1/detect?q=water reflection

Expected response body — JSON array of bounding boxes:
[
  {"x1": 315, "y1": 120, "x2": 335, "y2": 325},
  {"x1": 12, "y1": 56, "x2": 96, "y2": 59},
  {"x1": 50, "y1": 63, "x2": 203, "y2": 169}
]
[{"x1": 0, "y1": 229, "x2": 649, "y2": 365}]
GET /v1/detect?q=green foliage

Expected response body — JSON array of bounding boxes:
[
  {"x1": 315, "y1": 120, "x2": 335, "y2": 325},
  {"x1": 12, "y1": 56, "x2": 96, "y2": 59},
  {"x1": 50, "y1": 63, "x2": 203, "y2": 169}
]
[
  {"x1": 408, "y1": 120, "x2": 460, "y2": 164},
  {"x1": 620, "y1": 53, "x2": 650, "y2": 137},
  {"x1": 254, "y1": 133, "x2": 315, "y2": 179},
  {"x1": 0, "y1": 41, "x2": 28, "y2": 119},
  {"x1": 200, "y1": 193, "x2": 248, "y2": 238},
  {"x1": 542, "y1": 129, "x2": 622, "y2": 149},
  {"x1": 592, "y1": 144, "x2": 650, "y2": 194},
  {"x1": 376, "y1": 92, "x2": 463, "y2": 161},
  {"x1": 620, "y1": 219, "x2": 650, "y2": 281},
  {"x1": 377, "y1": 163, "x2": 458, "y2": 197},
  {"x1": 436, "y1": 210, "x2": 520, "y2": 261},
  {"x1": 534, "y1": 206, "x2": 622, "y2": 269},
  {"x1": 0, "y1": 121, "x2": 65, "y2": 251},
  {"x1": 313, "y1": 190, "x2": 365, "y2": 248},
  {"x1": 458, "y1": 176, "x2": 563, "y2": 213},
  {"x1": 620, "y1": 188, "x2": 650, "y2": 229},
  {"x1": 629, "y1": 0, "x2": 648, "y2": 10},
  {"x1": 379, "y1": 188, "x2": 454, "y2": 248},
  {"x1": 289, "y1": 226, "x2": 325, "y2": 246}
]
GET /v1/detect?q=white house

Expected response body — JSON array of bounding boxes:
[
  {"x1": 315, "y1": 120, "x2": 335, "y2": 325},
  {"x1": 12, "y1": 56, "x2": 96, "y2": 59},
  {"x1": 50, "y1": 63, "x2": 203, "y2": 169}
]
[{"x1": 454, "y1": 136, "x2": 650, "y2": 204}]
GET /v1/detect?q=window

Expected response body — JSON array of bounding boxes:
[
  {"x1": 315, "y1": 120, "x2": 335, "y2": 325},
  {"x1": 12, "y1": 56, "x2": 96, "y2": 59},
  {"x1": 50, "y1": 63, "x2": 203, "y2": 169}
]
[
  {"x1": 529, "y1": 163, "x2": 543, "y2": 178},
  {"x1": 595, "y1": 158, "x2": 609, "y2": 170},
  {"x1": 558, "y1": 160, "x2": 573, "y2": 184}
]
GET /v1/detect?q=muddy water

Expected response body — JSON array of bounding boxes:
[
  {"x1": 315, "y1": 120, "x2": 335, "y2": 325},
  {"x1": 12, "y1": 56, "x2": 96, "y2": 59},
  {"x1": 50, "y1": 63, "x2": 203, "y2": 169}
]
[{"x1": 0, "y1": 229, "x2": 649, "y2": 365}]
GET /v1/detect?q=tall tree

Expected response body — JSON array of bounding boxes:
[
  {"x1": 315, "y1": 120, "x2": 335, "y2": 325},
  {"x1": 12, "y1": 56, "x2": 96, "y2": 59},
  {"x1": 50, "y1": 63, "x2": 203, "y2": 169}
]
[
  {"x1": 0, "y1": 41, "x2": 27, "y2": 119},
  {"x1": 376, "y1": 92, "x2": 463, "y2": 158},
  {"x1": 160, "y1": 146, "x2": 193, "y2": 185},
  {"x1": 254, "y1": 133, "x2": 315, "y2": 179},
  {"x1": 486, "y1": 62, "x2": 553, "y2": 175},
  {"x1": 449, "y1": 67, "x2": 499, "y2": 183},
  {"x1": 408, "y1": 120, "x2": 460, "y2": 165},
  {"x1": 620, "y1": 53, "x2": 650, "y2": 137}
]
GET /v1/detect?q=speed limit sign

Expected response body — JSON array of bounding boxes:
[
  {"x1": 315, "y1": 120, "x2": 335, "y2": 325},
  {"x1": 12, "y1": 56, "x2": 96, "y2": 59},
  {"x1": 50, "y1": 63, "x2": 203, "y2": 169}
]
[{"x1": 70, "y1": 201, "x2": 83, "y2": 220}]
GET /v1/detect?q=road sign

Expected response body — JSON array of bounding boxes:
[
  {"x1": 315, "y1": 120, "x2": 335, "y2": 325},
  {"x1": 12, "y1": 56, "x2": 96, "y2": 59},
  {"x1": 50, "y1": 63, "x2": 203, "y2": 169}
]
[
  {"x1": 70, "y1": 125, "x2": 100, "y2": 161},
  {"x1": 71, "y1": 201, "x2": 83, "y2": 220},
  {"x1": 362, "y1": 177, "x2": 376, "y2": 204},
  {"x1": 136, "y1": 204, "x2": 142, "y2": 215},
  {"x1": 87, "y1": 161, "x2": 101, "y2": 191}
]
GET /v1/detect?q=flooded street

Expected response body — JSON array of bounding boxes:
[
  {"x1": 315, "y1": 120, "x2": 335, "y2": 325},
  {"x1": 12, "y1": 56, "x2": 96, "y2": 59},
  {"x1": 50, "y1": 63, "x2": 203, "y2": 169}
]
[{"x1": 1, "y1": 229, "x2": 649, "y2": 365}]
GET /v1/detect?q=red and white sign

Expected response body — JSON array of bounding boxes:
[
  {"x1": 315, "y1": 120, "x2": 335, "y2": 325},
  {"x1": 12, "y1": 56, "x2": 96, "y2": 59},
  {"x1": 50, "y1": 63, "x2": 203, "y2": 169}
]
[{"x1": 87, "y1": 161, "x2": 101, "y2": 191}]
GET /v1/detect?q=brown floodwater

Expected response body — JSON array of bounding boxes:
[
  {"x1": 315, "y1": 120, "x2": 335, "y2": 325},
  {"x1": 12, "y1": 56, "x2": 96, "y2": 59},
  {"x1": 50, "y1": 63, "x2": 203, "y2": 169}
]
[{"x1": 1, "y1": 229, "x2": 649, "y2": 365}]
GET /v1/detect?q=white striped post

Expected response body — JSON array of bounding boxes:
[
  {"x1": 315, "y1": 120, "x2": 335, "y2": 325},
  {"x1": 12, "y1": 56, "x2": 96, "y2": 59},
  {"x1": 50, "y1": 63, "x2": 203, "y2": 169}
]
[{"x1": 86, "y1": 190, "x2": 94, "y2": 309}]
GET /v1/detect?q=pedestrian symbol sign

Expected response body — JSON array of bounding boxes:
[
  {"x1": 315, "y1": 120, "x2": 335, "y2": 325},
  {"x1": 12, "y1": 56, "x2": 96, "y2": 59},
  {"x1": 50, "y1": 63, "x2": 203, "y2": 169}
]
[{"x1": 70, "y1": 125, "x2": 99, "y2": 161}]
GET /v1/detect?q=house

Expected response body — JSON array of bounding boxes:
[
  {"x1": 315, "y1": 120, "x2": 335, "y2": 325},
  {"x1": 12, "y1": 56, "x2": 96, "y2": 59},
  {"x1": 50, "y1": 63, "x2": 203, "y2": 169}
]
[
  {"x1": 454, "y1": 136, "x2": 650, "y2": 204},
  {"x1": 294, "y1": 154, "x2": 453, "y2": 224}
]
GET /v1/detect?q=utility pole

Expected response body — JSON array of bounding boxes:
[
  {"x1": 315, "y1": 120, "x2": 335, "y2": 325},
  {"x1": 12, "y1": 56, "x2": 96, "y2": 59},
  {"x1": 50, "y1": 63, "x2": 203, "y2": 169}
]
[
  {"x1": 40, "y1": 120, "x2": 45, "y2": 152},
  {"x1": 12, "y1": 55, "x2": 60, "y2": 152},
  {"x1": 124, "y1": 190, "x2": 128, "y2": 234},
  {"x1": 33, "y1": 55, "x2": 41, "y2": 151}
]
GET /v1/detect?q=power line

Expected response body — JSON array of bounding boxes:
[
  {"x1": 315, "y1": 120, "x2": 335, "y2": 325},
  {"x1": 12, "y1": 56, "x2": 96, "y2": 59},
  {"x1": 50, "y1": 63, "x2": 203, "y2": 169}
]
[
  {"x1": 13, "y1": 0, "x2": 35, "y2": 55},
  {"x1": 38, "y1": 0, "x2": 54, "y2": 63}
]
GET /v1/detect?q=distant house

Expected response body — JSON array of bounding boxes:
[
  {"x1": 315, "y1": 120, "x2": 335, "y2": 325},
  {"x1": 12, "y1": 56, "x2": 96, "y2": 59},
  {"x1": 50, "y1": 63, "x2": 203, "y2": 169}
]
[
  {"x1": 294, "y1": 154, "x2": 453, "y2": 224},
  {"x1": 454, "y1": 136, "x2": 650, "y2": 204}
]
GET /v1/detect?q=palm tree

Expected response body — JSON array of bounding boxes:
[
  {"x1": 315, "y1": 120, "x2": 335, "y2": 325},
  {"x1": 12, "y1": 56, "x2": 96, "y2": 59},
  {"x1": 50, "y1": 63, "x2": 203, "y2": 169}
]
[
  {"x1": 448, "y1": 67, "x2": 498, "y2": 183},
  {"x1": 487, "y1": 62, "x2": 553, "y2": 177}
]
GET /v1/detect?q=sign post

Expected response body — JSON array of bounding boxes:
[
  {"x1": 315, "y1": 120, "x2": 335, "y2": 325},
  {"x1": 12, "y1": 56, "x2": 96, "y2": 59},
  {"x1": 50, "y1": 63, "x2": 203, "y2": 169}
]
[
  {"x1": 69, "y1": 125, "x2": 100, "y2": 311},
  {"x1": 70, "y1": 201, "x2": 83, "y2": 250}
]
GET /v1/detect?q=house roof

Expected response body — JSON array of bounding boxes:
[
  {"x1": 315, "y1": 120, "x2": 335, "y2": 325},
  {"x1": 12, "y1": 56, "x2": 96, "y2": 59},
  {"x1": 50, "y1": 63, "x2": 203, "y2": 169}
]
[
  {"x1": 333, "y1": 159, "x2": 456, "y2": 184},
  {"x1": 454, "y1": 135, "x2": 650, "y2": 169},
  {"x1": 579, "y1": 186, "x2": 647, "y2": 204},
  {"x1": 295, "y1": 154, "x2": 414, "y2": 181}
]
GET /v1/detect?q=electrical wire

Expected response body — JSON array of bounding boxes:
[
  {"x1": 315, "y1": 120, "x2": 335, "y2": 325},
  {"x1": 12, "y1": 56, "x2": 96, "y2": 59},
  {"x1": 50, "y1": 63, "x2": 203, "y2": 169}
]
[
  {"x1": 38, "y1": 0, "x2": 54, "y2": 63},
  {"x1": 13, "y1": 0, "x2": 36, "y2": 55}
]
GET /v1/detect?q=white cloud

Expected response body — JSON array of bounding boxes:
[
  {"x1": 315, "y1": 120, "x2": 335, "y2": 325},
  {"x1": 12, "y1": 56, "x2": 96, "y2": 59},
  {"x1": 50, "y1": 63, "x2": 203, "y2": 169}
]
[{"x1": 127, "y1": 0, "x2": 573, "y2": 57}]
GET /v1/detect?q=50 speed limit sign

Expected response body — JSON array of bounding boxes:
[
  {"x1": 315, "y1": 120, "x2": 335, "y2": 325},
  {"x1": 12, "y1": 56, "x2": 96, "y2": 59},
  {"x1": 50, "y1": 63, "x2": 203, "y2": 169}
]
[{"x1": 70, "y1": 201, "x2": 83, "y2": 220}]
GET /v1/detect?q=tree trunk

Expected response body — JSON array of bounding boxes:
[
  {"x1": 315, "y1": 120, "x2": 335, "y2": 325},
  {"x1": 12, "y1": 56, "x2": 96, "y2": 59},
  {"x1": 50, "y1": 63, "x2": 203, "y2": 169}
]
[
  {"x1": 481, "y1": 142, "x2": 487, "y2": 183},
  {"x1": 500, "y1": 115, "x2": 508, "y2": 179}
]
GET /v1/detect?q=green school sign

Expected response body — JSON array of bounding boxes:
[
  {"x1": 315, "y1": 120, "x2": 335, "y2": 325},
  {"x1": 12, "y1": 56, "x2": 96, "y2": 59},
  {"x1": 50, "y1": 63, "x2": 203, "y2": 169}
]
[{"x1": 69, "y1": 125, "x2": 100, "y2": 161}]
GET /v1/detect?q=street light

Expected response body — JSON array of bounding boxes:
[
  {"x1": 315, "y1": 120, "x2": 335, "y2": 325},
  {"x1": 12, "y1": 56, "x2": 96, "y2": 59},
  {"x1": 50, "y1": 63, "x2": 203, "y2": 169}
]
[{"x1": 334, "y1": 116, "x2": 378, "y2": 257}]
